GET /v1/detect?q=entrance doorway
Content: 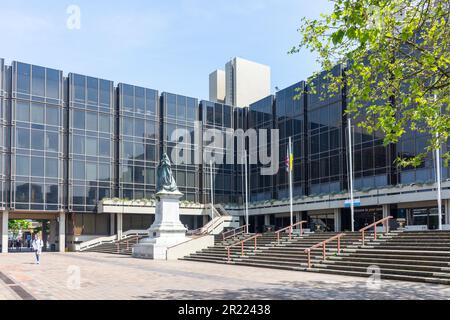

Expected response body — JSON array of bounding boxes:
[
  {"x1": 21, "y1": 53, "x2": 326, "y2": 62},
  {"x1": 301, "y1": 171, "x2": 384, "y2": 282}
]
[
  {"x1": 7, "y1": 219, "x2": 57, "y2": 253},
  {"x1": 408, "y1": 208, "x2": 445, "y2": 230},
  {"x1": 354, "y1": 207, "x2": 383, "y2": 231}
]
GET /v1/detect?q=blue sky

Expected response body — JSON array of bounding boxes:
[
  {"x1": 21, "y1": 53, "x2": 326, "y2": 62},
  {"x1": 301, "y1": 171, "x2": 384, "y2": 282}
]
[{"x1": 0, "y1": 0, "x2": 332, "y2": 100}]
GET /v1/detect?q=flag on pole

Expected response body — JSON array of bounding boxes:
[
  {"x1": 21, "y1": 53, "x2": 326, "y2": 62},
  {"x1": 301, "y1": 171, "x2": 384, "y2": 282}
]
[{"x1": 285, "y1": 146, "x2": 294, "y2": 173}]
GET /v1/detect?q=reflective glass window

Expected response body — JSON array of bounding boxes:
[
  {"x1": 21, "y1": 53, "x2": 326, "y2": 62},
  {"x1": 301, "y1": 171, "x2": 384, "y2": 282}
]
[
  {"x1": 99, "y1": 80, "x2": 110, "y2": 105},
  {"x1": 73, "y1": 74, "x2": 85, "y2": 101},
  {"x1": 135, "y1": 87, "x2": 145, "y2": 114},
  {"x1": 145, "y1": 145, "x2": 155, "y2": 162},
  {"x1": 73, "y1": 186, "x2": 85, "y2": 204},
  {"x1": 99, "y1": 164, "x2": 110, "y2": 181},
  {"x1": 31, "y1": 130, "x2": 45, "y2": 150},
  {"x1": 46, "y1": 185, "x2": 58, "y2": 204},
  {"x1": 46, "y1": 158, "x2": 58, "y2": 178},
  {"x1": 146, "y1": 168, "x2": 155, "y2": 184},
  {"x1": 46, "y1": 132, "x2": 59, "y2": 152},
  {"x1": 46, "y1": 69, "x2": 60, "y2": 99},
  {"x1": 177, "y1": 96, "x2": 186, "y2": 119},
  {"x1": 86, "y1": 163, "x2": 97, "y2": 181},
  {"x1": 167, "y1": 94, "x2": 176, "y2": 117},
  {"x1": 46, "y1": 106, "x2": 59, "y2": 126},
  {"x1": 146, "y1": 121, "x2": 155, "y2": 139},
  {"x1": 17, "y1": 128, "x2": 30, "y2": 149},
  {"x1": 16, "y1": 183, "x2": 29, "y2": 202},
  {"x1": 86, "y1": 112, "x2": 98, "y2": 131},
  {"x1": 87, "y1": 77, "x2": 98, "y2": 104},
  {"x1": 186, "y1": 98, "x2": 197, "y2": 121},
  {"x1": 123, "y1": 118, "x2": 133, "y2": 136},
  {"x1": 73, "y1": 135, "x2": 85, "y2": 154},
  {"x1": 123, "y1": 85, "x2": 134, "y2": 112},
  {"x1": 86, "y1": 138, "x2": 98, "y2": 156},
  {"x1": 99, "y1": 139, "x2": 110, "y2": 157},
  {"x1": 123, "y1": 142, "x2": 133, "y2": 160},
  {"x1": 73, "y1": 110, "x2": 85, "y2": 129},
  {"x1": 16, "y1": 155, "x2": 30, "y2": 176},
  {"x1": 146, "y1": 90, "x2": 157, "y2": 115},
  {"x1": 17, "y1": 63, "x2": 31, "y2": 94},
  {"x1": 99, "y1": 114, "x2": 110, "y2": 133},
  {"x1": 31, "y1": 157, "x2": 45, "y2": 177},
  {"x1": 32, "y1": 66, "x2": 45, "y2": 97},
  {"x1": 31, "y1": 103, "x2": 45, "y2": 124},
  {"x1": 134, "y1": 119, "x2": 145, "y2": 137},
  {"x1": 16, "y1": 101, "x2": 30, "y2": 122},
  {"x1": 73, "y1": 161, "x2": 85, "y2": 180},
  {"x1": 30, "y1": 183, "x2": 44, "y2": 203}
]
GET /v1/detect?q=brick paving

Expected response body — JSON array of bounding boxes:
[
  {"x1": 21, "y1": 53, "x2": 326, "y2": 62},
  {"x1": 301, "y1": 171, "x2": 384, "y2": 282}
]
[{"x1": 0, "y1": 252, "x2": 449, "y2": 300}]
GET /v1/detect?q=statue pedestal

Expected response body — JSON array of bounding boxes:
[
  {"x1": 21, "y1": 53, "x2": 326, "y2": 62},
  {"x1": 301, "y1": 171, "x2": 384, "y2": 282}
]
[{"x1": 132, "y1": 191, "x2": 188, "y2": 260}]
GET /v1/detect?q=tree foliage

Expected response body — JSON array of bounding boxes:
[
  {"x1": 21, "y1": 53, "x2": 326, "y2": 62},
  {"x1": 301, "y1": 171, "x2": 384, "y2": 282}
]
[
  {"x1": 8, "y1": 220, "x2": 32, "y2": 236},
  {"x1": 292, "y1": 0, "x2": 450, "y2": 167}
]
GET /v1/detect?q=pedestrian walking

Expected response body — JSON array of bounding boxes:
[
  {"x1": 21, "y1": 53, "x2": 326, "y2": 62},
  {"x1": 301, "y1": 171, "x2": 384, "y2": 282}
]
[{"x1": 32, "y1": 234, "x2": 44, "y2": 265}]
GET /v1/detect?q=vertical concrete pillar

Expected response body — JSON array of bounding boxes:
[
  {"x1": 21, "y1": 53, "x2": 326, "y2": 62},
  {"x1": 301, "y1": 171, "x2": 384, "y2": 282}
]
[
  {"x1": 445, "y1": 199, "x2": 450, "y2": 226},
  {"x1": 193, "y1": 216, "x2": 198, "y2": 230},
  {"x1": 59, "y1": 211, "x2": 66, "y2": 253},
  {"x1": 1, "y1": 210, "x2": 9, "y2": 254},
  {"x1": 117, "y1": 212, "x2": 123, "y2": 240},
  {"x1": 202, "y1": 215, "x2": 209, "y2": 227},
  {"x1": 334, "y1": 208, "x2": 342, "y2": 232},
  {"x1": 382, "y1": 204, "x2": 390, "y2": 219},
  {"x1": 49, "y1": 220, "x2": 57, "y2": 249},
  {"x1": 110, "y1": 213, "x2": 115, "y2": 236},
  {"x1": 264, "y1": 214, "x2": 270, "y2": 226}
]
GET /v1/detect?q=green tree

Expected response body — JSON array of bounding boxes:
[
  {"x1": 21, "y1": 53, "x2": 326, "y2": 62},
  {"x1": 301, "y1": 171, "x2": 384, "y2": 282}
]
[
  {"x1": 8, "y1": 220, "x2": 32, "y2": 238},
  {"x1": 292, "y1": 0, "x2": 450, "y2": 167}
]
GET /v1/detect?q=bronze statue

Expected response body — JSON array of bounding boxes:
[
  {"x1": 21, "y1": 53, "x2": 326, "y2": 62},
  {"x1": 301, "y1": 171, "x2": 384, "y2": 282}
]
[{"x1": 156, "y1": 153, "x2": 179, "y2": 193}]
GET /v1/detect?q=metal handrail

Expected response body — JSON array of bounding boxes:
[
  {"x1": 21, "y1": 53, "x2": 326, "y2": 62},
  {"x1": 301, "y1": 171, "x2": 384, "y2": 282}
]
[
  {"x1": 275, "y1": 221, "x2": 307, "y2": 243},
  {"x1": 222, "y1": 225, "x2": 249, "y2": 241},
  {"x1": 226, "y1": 234, "x2": 262, "y2": 263},
  {"x1": 116, "y1": 235, "x2": 140, "y2": 253},
  {"x1": 359, "y1": 216, "x2": 393, "y2": 246},
  {"x1": 304, "y1": 233, "x2": 346, "y2": 269}
]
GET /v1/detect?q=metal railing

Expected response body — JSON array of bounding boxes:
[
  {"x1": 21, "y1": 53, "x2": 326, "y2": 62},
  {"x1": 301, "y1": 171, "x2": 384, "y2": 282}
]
[
  {"x1": 275, "y1": 221, "x2": 307, "y2": 244},
  {"x1": 304, "y1": 233, "x2": 346, "y2": 269},
  {"x1": 226, "y1": 234, "x2": 262, "y2": 263},
  {"x1": 360, "y1": 216, "x2": 394, "y2": 246},
  {"x1": 115, "y1": 236, "x2": 141, "y2": 253},
  {"x1": 222, "y1": 225, "x2": 249, "y2": 241}
]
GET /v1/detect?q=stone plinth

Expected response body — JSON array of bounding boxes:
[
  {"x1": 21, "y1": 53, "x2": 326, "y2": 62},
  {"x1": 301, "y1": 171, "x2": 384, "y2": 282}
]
[{"x1": 132, "y1": 191, "x2": 188, "y2": 260}]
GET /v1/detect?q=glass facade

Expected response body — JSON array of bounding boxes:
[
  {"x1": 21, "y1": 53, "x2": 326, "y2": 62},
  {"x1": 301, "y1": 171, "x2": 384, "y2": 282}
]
[
  {"x1": 307, "y1": 67, "x2": 346, "y2": 196},
  {"x1": 276, "y1": 83, "x2": 307, "y2": 200},
  {"x1": 11, "y1": 62, "x2": 64, "y2": 211},
  {"x1": 201, "y1": 100, "x2": 235, "y2": 204},
  {"x1": 161, "y1": 93, "x2": 199, "y2": 202},
  {"x1": 0, "y1": 59, "x2": 6, "y2": 208},
  {"x1": 118, "y1": 84, "x2": 159, "y2": 200},
  {"x1": 68, "y1": 74, "x2": 114, "y2": 213},
  {"x1": 249, "y1": 95, "x2": 275, "y2": 202}
]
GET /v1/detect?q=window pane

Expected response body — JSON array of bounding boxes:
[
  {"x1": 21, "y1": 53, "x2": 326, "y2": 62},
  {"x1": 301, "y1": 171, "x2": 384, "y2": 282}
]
[
  {"x1": 73, "y1": 135, "x2": 85, "y2": 154},
  {"x1": 46, "y1": 184, "x2": 58, "y2": 204},
  {"x1": 146, "y1": 90, "x2": 156, "y2": 115},
  {"x1": 187, "y1": 98, "x2": 197, "y2": 121},
  {"x1": 31, "y1": 157, "x2": 44, "y2": 177},
  {"x1": 31, "y1": 103, "x2": 45, "y2": 124},
  {"x1": 123, "y1": 118, "x2": 133, "y2": 136},
  {"x1": 30, "y1": 183, "x2": 44, "y2": 203},
  {"x1": 73, "y1": 74, "x2": 85, "y2": 101},
  {"x1": 87, "y1": 77, "x2": 98, "y2": 104},
  {"x1": 17, "y1": 128, "x2": 30, "y2": 149},
  {"x1": 135, "y1": 87, "x2": 145, "y2": 114},
  {"x1": 86, "y1": 138, "x2": 98, "y2": 156},
  {"x1": 177, "y1": 96, "x2": 186, "y2": 119},
  {"x1": 46, "y1": 106, "x2": 59, "y2": 126},
  {"x1": 46, "y1": 158, "x2": 58, "y2": 178},
  {"x1": 16, "y1": 101, "x2": 30, "y2": 122},
  {"x1": 16, "y1": 155, "x2": 30, "y2": 176},
  {"x1": 86, "y1": 112, "x2": 98, "y2": 131},
  {"x1": 46, "y1": 69, "x2": 60, "y2": 99},
  {"x1": 99, "y1": 114, "x2": 110, "y2": 132},
  {"x1": 32, "y1": 66, "x2": 45, "y2": 97},
  {"x1": 99, "y1": 80, "x2": 110, "y2": 105},
  {"x1": 17, "y1": 63, "x2": 30, "y2": 94},
  {"x1": 73, "y1": 161, "x2": 85, "y2": 180},
  {"x1": 73, "y1": 110, "x2": 85, "y2": 129},
  {"x1": 99, "y1": 164, "x2": 110, "y2": 181},
  {"x1": 134, "y1": 119, "x2": 145, "y2": 137},
  {"x1": 31, "y1": 130, "x2": 45, "y2": 150},
  {"x1": 123, "y1": 84, "x2": 134, "y2": 112},
  {"x1": 73, "y1": 186, "x2": 85, "y2": 204},
  {"x1": 167, "y1": 94, "x2": 176, "y2": 117},
  {"x1": 16, "y1": 183, "x2": 29, "y2": 202},
  {"x1": 146, "y1": 168, "x2": 155, "y2": 184},
  {"x1": 146, "y1": 121, "x2": 155, "y2": 139},
  {"x1": 86, "y1": 163, "x2": 97, "y2": 181},
  {"x1": 145, "y1": 145, "x2": 155, "y2": 162},
  {"x1": 46, "y1": 132, "x2": 59, "y2": 152},
  {"x1": 99, "y1": 139, "x2": 110, "y2": 157}
]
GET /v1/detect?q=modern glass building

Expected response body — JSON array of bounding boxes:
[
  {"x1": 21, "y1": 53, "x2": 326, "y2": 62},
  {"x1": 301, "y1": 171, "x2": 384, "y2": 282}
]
[
  {"x1": 1, "y1": 57, "x2": 449, "y2": 254},
  {"x1": 11, "y1": 62, "x2": 64, "y2": 212},
  {"x1": 160, "y1": 92, "x2": 200, "y2": 203}
]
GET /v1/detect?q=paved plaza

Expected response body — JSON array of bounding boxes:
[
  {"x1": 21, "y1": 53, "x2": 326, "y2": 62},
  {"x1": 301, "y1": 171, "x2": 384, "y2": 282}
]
[{"x1": 0, "y1": 252, "x2": 449, "y2": 300}]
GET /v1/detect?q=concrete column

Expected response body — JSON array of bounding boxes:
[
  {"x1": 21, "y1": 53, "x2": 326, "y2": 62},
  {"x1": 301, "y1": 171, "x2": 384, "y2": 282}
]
[
  {"x1": 202, "y1": 215, "x2": 209, "y2": 227},
  {"x1": 58, "y1": 212, "x2": 66, "y2": 253},
  {"x1": 110, "y1": 213, "x2": 115, "y2": 236},
  {"x1": 49, "y1": 220, "x2": 58, "y2": 249},
  {"x1": 1, "y1": 210, "x2": 9, "y2": 254},
  {"x1": 382, "y1": 204, "x2": 391, "y2": 219},
  {"x1": 117, "y1": 212, "x2": 123, "y2": 240},
  {"x1": 334, "y1": 208, "x2": 342, "y2": 232},
  {"x1": 445, "y1": 199, "x2": 450, "y2": 225},
  {"x1": 193, "y1": 216, "x2": 198, "y2": 230},
  {"x1": 264, "y1": 214, "x2": 270, "y2": 226}
]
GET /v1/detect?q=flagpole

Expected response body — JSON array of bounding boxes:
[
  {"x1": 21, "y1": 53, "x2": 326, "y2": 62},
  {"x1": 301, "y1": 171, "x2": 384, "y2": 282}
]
[
  {"x1": 348, "y1": 118, "x2": 355, "y2": 232},
  {"x1": 435, "y1": 94, "x2": 443, "y2": 231},
  {"x1": 210, "y1": 160, "x2": 214, "y2": 221},
  {"x1": 244, "y1": 148, "x2": 249, "y2": 234},
  {"x1": 289, "y1": 137, "x2": 294, "y2": 232}
]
